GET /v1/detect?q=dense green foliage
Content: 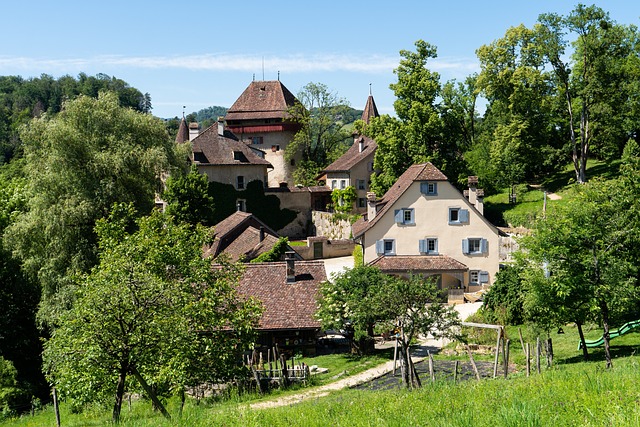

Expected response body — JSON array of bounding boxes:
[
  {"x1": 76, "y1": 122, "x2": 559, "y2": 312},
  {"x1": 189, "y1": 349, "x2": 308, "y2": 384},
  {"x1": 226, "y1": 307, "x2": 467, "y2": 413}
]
[
  {"x1": 330, "y1": 186, "x2": 357, "y2": 214},
  {"x1": 250, "y1": 237, "x2": 290, "y2": 263},
  {"x1": 163, "y1": 165, "x2": 216, "y2": 226},
  {"x1": 0, "y1": 73, "x2": 150, "y2": 163},
  {"x1": 286, "y1": 82, "x2": 353, "y2": 186},
  {"x1": 209, "y1": 180, "x2": 297, "y2": 232},
  {"x1": 43, "y1": 205, "x2": 261, "y2": 422},
  {"x1": 368, "y1": 40, "x2": 470, "y2": 194},
  {"x1": 481, "y1": 264, "x2": 526, "y2": 325},
  {"x1": 5, "y1": 92, "x2": 181, "y2": 325}
]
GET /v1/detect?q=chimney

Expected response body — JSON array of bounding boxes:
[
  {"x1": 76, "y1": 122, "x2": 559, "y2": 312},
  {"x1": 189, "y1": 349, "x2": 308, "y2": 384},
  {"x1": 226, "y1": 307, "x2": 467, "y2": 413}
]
[
  {"x1": 468, "y1": 176, "x2": 478, "y2": 205},
  {"x1": 476, "y1": 188, "x2": 485, "y2": 215},
  {"x1": 285, "y1": 251, "x2": 296, "y2": 283},
  {"x1": 217, "y1": 117, "x2": 225, "y2": 136},
  {"x1": 259, "y1": 226, "x2": 265, "y2": 242},
  {"x1": 367, "y1": 192, "x2": 377, "y2": 220},
  {"x1": 358, "y1": 137, "x2": 364, "y2": 153},
  {"x1": 188, "y1": 122, "x2": 199, "y2": 141}
]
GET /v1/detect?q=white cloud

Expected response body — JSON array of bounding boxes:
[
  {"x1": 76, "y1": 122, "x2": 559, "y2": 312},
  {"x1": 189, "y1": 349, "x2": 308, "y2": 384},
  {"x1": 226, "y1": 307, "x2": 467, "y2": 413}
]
[{"x1": 0, "y1": 53, "x2": 479, "y2": 76}]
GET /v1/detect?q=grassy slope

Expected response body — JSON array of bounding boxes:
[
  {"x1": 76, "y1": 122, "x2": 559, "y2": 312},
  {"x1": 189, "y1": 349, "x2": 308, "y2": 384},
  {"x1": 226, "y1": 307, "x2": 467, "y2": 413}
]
[
  {"x1": 483, "y1": 159, "x2": 621, "y2": 228},
  {"x1": 7, "y1": 326, "x2": 639, "y2": 426}
]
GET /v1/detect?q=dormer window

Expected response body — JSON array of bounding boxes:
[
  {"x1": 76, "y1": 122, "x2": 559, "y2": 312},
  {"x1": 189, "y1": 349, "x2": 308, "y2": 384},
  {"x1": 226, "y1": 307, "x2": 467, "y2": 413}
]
[{"x1": 420, "y1": 182, "x2": 438, "y2": 195}]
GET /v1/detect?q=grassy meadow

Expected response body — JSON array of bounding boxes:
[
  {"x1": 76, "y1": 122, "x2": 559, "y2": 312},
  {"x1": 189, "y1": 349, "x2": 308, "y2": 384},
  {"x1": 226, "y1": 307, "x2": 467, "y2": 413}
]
[{"x1": 5, "y1": 322, "x2": 639, "y2": 426}]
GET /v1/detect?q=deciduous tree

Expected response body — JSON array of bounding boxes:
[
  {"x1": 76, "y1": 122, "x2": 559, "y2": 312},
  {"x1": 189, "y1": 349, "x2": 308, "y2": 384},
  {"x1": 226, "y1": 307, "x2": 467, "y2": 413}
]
[{"x1": 43, "y1": 205, "x2": 261, "y2": 423}]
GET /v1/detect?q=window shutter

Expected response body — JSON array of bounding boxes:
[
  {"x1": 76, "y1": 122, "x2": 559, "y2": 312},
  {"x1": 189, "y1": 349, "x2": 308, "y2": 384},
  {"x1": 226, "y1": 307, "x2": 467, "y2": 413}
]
[
  {"x1": 434, "y1": 239, "x2": 438, "y2": 254},
  {"x1": 462, "y1": 239, "x2": 469, "y2": 254},
  {"x1": 479, "y1": 271, "x2": 489, "y2": 283},
  {"x1": 408, "y1": 208, "x2": 415, "y2": 225},
  {"x1": 420, "y1": 182, "x2": 429, "y2": 194},
  {"x1": 419, "y1": 239, "x2": 427, "y2": 253},
  {"x1": 480, "y1": 238, "x2": 488, "y2": 254},
  {"x1": 459, "y1": 209, "x2": 469, "y2": 223},
  {"x1": 394, "y1": 209, "x2": 403, "y2": 224},
  {"x1": 432, "y1": 183, "x2": 438, "y2": 195},
  {"x1": 376, "y1": 240, "x2": 384, "y2": 255}
]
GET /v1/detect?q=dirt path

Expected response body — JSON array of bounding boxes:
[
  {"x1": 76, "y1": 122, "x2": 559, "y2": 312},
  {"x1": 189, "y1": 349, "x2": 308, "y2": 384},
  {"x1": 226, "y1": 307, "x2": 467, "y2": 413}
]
[{"x1": 248, "y1": 338, "x2": 443, "y2": 410}]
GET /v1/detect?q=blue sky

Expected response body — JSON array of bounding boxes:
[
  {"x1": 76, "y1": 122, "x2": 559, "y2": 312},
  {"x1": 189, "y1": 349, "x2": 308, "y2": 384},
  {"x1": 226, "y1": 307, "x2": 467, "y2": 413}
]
[{"x1": 2, "y1": 1, "x2": 639, "y2": 119}]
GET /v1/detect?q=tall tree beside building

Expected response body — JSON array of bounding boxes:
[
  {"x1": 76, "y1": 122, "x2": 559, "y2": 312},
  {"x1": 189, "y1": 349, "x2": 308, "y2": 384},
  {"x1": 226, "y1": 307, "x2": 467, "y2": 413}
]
[
  {"x1": 5, "y1": 91, "x2": 180, "y2": 325},
  {"x1": 286, "y1": 82, "x2": 352, "y2": 185}
]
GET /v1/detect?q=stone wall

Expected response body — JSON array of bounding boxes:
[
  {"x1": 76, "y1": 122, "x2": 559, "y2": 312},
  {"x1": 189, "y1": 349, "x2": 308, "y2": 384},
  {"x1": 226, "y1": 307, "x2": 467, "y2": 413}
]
[
  {"x1": 293, "y1": 236, "x2": 355, "y2": 260},
  {"x1": 311, "y1": 211, "x2": 353, "y2": 240}
]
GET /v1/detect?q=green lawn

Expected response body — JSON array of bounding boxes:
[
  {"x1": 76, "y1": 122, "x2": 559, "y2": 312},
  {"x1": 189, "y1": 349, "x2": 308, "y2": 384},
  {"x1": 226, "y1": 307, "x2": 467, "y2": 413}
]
[
  {"x1": 6, "y1": 323, "x2": 639, "y2": 426},
  {"x1": 483, "y1": 159, "x2": 622, "y2": 228}
]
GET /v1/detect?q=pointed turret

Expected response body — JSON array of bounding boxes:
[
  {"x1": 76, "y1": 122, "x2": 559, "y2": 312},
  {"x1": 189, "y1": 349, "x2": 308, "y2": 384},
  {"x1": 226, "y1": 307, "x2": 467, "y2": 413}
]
[
  {"x1": 175, "y1": 116, "x2": 190, "y2": 144},
  {"x1": 361, "y1": 95, "x2": 379, "y2": 124}
]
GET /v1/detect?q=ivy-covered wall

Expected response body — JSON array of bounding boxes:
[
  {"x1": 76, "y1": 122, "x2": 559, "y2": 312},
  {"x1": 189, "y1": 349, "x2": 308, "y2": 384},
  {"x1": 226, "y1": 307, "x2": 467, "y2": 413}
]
[{"x1": 209, "y1": 180, "x2": 297, "y2": 231}]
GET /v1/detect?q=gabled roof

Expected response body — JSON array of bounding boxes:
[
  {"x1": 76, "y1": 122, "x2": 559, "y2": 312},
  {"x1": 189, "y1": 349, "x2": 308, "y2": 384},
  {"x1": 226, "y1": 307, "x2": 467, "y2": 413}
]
[
  {"x1": 352, "y1": 163, "x2": 448, "y2": 237},
  {"x1": 236, "y1": 261, "x2": 326, "y2": 330},
  {"x1": 225, "y1": 80, "x2": 299, "y2": 121},
  {"x1": 322, "y1": 135, "x2": 377, "y2": 174},
  {"x1": 369, "y1": 255, "x2": 467, "y2": 272},
  {"x1": 191, "y1": 125, "x2": 272, "y2": 167},
  {"x1": 361, "y1": 95, "x2": 379, "y2": 124},
  {"x1": 205, "y1": 211, "x2": 284, "y2": 262},
  {"x1": 175, "y1": 117, "x2": 190, "y2": 144}
]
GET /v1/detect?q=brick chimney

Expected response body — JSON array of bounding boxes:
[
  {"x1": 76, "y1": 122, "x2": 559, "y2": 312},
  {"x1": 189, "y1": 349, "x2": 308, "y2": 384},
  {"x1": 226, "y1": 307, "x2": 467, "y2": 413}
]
[
  {"x1": 259, "y1": 226, "x2": 265, "y2": 242},
  {"x1": 358, "y1": 137, "x2": 364, "y2": 153},
  {"x1": 367, "y1": 192, "x2": 377, "y2": 220},
  {"x1": 285, "y1": 251, "x2": 296, "y2": 283}
]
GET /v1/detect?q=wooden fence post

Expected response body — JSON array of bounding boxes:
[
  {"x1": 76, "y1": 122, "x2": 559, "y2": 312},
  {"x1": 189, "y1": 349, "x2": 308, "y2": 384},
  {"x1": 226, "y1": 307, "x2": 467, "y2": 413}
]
[
  {"x1": 465, "y1": 344, "x2": 481, "y2": 381},
  {"x1": 454, "y1": 360, "x2": 459, "y2": 383},
  {"x1": 428, "y1": 350, "x2": 435, "y2": 382},
  {"x1": 536, "y1": 337, "x2": 541, "y2": 374},
  {"x1": 526, "y1": 342, "x2": 530, "y2": 377},
  {"x1": 504, "y1": 339, "x2": 510, "y2": 378},
  {"x1": 493, "y1": 328, "x2": 502, "y2": 378}
]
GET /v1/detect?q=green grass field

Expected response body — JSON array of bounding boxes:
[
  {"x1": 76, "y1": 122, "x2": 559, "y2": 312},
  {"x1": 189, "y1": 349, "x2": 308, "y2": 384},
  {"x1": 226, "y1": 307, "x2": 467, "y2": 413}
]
[{"x1": 6, "y1": 323, "x2": 639, "y2": 426}]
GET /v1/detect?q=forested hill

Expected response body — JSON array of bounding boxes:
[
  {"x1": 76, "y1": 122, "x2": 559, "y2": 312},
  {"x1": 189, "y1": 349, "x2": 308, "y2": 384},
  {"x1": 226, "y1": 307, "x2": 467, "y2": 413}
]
[{"x1": 0, "y1": 73, "x2": 150, "y2": 163}]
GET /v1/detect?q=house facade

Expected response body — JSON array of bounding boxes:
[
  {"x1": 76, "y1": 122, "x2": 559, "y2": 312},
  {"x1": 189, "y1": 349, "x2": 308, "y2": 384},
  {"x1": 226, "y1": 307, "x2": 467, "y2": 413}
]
[
  {"x1": 321, "y1": 95, "x2": 379, "y2": 213},
  {"x1": 225, "y1": 80, "x2": 302, "y2": 187},
  {"x1": 352, "y1": 163, "x2": 501, "y2": 293},
  {"x1": 191, "y1": 120, "x2": 272, "y2": 193}
]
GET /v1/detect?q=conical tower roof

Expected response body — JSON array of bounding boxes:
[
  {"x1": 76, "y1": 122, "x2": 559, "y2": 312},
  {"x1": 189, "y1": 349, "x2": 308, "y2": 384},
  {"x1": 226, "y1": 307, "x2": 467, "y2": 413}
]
[{"x1": 361, "y1": 95, "x2": 379, "y2": 124}]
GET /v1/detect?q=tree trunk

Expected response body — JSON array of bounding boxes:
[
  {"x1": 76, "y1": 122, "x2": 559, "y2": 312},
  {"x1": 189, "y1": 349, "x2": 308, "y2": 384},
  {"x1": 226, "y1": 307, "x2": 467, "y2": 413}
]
[
  {"x1": 600, "y1": 300, "x2": 613, "y2": 369},
  {"x1": 577, "y1": 321, "x2": 589, "y2": 361},
  {"x1": 112, "y1": 362, "x2": 128, "y2": 424},
  {"x1": 130, "y1": 366, "x2": 171, "y2": 420}
]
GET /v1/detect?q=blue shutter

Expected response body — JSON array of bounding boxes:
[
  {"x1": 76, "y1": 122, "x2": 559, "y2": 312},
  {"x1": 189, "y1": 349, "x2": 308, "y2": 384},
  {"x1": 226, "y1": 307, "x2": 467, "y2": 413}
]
[
  {"x1": 432, "y1": 182, "x2": 438, "y2": 195},
  {"x1": 394, "y1": 209, "x2": 403, "y2": 224},
  {"x1": 433, "y1": 239, "x2": 439, "y2": 254},
  {"x1": 459, "y1": 209, "x2": 469, "y2": 223},
  {"x1": 419, "y1": 239, "x2": 427, "y2": 253},
  {"x1": 479, "y1": 271, "x2": 489, "y2": 283},
  {"x1": 407, "y1": 208, "x2": 415, "y2": 225},
  {"x1": 462, "y1": 239, "x2": 469, "y2": 254},
  {"x1": 480, "y1": 238, "x2": 488, "y2": 254},
  {"x1": 420, "y1": 182, "x2": 428, "y2": 194},
  {"x1": 376, "y1": 240, "x2": 384, "y2": 255}
]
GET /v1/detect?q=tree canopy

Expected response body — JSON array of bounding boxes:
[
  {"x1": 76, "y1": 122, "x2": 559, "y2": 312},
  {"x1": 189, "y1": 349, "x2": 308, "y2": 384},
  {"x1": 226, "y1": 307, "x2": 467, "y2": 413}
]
[
  {"x1": 43, "y1": 205, "x2": 261, "y2": 422},
  {"x1": 5, "y1": 91, "x2": 182, "y2": 325}
]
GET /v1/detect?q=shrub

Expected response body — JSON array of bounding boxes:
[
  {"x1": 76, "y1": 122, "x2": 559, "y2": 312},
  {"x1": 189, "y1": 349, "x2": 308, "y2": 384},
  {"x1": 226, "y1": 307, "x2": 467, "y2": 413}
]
[{"x1": 481, "y1": 264, "x2": 526, "y2": 325}]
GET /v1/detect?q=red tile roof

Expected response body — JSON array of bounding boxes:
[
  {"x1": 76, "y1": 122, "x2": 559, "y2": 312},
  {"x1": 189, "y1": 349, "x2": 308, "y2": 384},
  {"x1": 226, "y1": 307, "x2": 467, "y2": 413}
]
[
  {"x1": 225, "y1": 81, "x2": 299, "y2": 121},
  {"x1": 322, "y1": 135, "x2": 377, "y2": 174},
  {"x1": 191, "y1": 125, "x2": 272, "y2": 167},
  {"x1": 237, "y1": 261, "x2": 326, "y2": 330},
  {"x1": 369, "y1": 255, "x2": 467, "y2": 272},
  {"x1": 205, "y1": 211, "x2": 283, "y2": 261},
  {"x1": 352, "y1": 163, "x2": 448, "y2": 237}
]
